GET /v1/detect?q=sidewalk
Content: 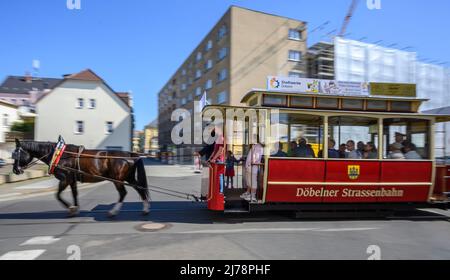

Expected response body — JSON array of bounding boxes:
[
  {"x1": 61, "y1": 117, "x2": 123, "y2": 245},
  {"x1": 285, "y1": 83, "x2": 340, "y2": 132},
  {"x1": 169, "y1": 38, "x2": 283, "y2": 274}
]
[
  {"x1": 0, "y1": 176, "x2": 105, "y2": 203},
  {"x1": 0, "y1": 164, "x2": 49, "y2": 185}
]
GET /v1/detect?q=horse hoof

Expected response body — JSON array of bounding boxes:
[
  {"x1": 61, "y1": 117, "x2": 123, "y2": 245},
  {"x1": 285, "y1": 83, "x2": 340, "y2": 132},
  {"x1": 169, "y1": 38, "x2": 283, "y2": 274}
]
[
  {"x1": 142, "y1": 211, "x2": 150, "y2": 216},
  {"x1": 108, "y1": 211, "x2": 117, "y2": 218},
  {"x1": 68, "y1": 206, "x2": 79, "y2": 217}
]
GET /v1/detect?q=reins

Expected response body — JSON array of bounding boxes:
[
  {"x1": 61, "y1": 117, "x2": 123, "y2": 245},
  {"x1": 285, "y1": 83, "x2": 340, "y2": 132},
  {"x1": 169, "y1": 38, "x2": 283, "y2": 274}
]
[{"x1": 56, "y1": 165, "x2": 201, "y2": 202}]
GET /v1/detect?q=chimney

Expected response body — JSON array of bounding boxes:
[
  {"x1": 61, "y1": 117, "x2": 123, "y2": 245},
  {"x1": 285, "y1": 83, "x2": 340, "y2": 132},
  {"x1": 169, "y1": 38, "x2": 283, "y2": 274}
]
[{"x1": 25, "y1": 71, "x2": 32, "y2": 83}]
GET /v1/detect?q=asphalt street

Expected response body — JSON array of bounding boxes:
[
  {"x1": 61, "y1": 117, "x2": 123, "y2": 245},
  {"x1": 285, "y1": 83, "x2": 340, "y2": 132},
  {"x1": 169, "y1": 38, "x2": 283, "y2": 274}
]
[{"x1": 0, "y1": 162, "x2": 449, "y2": 260}]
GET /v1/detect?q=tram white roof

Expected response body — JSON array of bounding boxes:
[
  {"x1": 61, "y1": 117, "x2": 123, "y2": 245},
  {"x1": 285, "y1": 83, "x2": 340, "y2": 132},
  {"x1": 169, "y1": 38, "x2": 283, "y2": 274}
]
[{"x1": 241, "y1": 88, "x2": 429, "y2": 103}]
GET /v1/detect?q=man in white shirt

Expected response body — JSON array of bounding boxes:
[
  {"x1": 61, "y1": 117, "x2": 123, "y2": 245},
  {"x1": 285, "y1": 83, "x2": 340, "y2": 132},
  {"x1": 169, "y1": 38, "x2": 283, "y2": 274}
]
[
  {"x1": 240, "y1": 143, "x2": 264, "y2": 202},
  {"x1": 345, "y1": 140, "x2": 361, "y2": 159}
]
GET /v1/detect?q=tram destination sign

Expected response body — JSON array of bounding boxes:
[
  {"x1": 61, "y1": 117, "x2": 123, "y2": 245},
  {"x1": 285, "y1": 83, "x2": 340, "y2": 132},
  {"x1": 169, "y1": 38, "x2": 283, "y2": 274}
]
[
  {"x1": 267, "y1": 76, "x2": 369, "y2": 96},
  {"x1": 369, "y1": 82, "x2": 417, "y2": 97}
]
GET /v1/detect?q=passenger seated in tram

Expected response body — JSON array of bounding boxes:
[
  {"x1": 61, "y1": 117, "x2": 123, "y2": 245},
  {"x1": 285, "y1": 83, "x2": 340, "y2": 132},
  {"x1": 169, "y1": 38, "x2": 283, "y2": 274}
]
[
  {"x1": 318, "y1": 139, "x2": 339, "y2": 158},
  {"x1": 287, "y1": 141, "x2": 298, "y2": 157},
  {"x1": 402, "y1": 141, "x2": 422, "y2": 160},
  {"x1": 393, "y1": 132, "x2": 406, "y2": 148},
  {"x1": 357, "y1": 141, "x2": 365, "y2": 158},
  {"x1": 295, "y1": 138, "x2": 315, "y2": 158},
  {"x1": 345, "y1": 140, "x2": 362, "y2": 159},
  {"x1": 363, "y1": 142, "x2": 378, "y2": 159},
  {"x1": 338, "y1": 144, "x2": 347, "y2": 158},
  {"x1": 388, "y1": 143, "x2": 405, "y2": 159},
  {"x1": 271, "y1": 142, "x2": 288, "y2": 157}
]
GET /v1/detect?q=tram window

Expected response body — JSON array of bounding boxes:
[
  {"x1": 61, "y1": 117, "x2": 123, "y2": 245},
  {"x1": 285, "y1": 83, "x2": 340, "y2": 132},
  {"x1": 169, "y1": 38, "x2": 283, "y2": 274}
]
[
  {"x1": 342, "y1": 99, "x2": 364, "y2": 110},
  {"x1": 367, "y1": 100, "x2": 388, "y2": 111},
  {"x1": 383, "y1": 118, "x2": 430, "y2": 160},
  {"x1": 290, "y1": 96, "x2": 313, "y2": 108},
  {"x1": 316, "y1": 97, "x2": 339, "y2": 109},
  {"x1": 263, "y1": 95, "x2": 287, "y2": 106},
  {"x1": 390, "y1": 101, "x2": 412, "y2": 112},
  {"x1": 329, "y1": 116, "x2": 379, "y2": 160},
  {"x1": 270, "y1": 113, "x2": 323, "y2": 158}
]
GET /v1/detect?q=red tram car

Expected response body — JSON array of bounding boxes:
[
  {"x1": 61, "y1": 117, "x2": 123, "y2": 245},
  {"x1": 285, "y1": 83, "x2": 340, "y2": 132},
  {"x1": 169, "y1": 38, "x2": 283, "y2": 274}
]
[{"x1": 201, "y1": 88, "x2": 450, "y2": 213}]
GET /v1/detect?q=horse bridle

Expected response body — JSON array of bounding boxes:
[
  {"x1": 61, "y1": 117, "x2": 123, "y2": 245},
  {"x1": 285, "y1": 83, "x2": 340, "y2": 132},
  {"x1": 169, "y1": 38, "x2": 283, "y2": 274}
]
[{"x1": 13, "y1": 147, "x2": 52, "y2": 171}]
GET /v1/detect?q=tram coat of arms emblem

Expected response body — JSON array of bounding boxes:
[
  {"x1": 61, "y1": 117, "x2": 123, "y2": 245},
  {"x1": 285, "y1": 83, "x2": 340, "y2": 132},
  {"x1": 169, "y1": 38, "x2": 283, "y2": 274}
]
[{"x1": 347, "y1": 165, "x2": 360, "y2": 180}]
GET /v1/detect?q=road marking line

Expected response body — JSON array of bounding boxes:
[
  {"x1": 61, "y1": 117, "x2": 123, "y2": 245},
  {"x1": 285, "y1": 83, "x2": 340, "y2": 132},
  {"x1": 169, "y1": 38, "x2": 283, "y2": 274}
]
[
  {"x1": 0, "y1": 250, "x2": 46, "y2": 260},
  {"x1": 178, "y1": 228, "x2": 320, "y2": 234},
  {"x1": 20, "y1": 236, "x2": 61, "y2": 246},
  {"x1": 315, "y1": 227, "x2": 378, "y2": 232},
  {"x1": 177, "y1": 227, "x2": 378, "y2": 234},
  {"x1": 0, "y1": 193, "x2": 21, "y2": 198}
]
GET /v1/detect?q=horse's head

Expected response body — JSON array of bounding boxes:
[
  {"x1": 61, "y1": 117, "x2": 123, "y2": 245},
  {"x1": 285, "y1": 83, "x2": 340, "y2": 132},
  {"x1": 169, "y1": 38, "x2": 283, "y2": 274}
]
[{"x1": 12, "y1": 139, "x2": 32, "y2": 175}]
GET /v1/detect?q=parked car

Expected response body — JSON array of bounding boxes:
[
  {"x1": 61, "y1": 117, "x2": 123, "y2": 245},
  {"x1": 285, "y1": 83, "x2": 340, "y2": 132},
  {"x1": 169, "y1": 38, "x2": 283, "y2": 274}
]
[{"x1": 0, "y1": 158, "x2": 7, "y2": 167}]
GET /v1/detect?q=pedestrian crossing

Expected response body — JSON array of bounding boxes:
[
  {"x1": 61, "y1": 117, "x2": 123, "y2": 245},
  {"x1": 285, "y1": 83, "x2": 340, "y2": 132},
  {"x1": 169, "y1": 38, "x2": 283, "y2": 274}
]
[{"x1": 0, "y1": 235, "x2": 62, "y2": 260}]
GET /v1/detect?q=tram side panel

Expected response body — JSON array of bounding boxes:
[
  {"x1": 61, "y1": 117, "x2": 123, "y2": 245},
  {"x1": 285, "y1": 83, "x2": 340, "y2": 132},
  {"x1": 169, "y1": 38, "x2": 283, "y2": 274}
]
[{"x1": 266, "y1": 159, "x2": 433, "y2": 204}]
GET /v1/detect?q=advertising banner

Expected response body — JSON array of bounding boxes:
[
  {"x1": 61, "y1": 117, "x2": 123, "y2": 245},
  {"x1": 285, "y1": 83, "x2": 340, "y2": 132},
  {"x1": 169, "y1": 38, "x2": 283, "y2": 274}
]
[{"x1": 267, "y1": 76, "x2": 369, "y2": 96}]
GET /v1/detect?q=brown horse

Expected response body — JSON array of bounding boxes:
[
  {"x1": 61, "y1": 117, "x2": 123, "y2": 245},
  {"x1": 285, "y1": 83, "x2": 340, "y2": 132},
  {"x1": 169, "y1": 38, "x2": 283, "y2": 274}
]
[{"x1": 12, "y1": 139, "x2": 149, "y2": 217}]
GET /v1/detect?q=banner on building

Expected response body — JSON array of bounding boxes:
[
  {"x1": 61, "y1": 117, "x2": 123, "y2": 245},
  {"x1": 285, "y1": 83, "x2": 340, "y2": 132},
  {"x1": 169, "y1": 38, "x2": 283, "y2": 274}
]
[{"x1": 267, "y1": 76, "x2": 369, "y2": 96}]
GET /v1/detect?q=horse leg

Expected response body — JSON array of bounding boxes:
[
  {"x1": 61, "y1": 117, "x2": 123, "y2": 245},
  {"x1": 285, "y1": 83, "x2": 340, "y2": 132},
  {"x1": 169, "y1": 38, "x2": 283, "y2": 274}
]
[
  {"x1": 56, "y1": 180, "x2": 71, "y2": 212},
  {"x1": 68, "y1": 177, "x2": 79, "y2": 216},
  {"x1": 108, "y1": 183, "x2": 127, "y2": 217},
  {"x1": 135, "y1": 188, "x2": 150, "y2": 216}
]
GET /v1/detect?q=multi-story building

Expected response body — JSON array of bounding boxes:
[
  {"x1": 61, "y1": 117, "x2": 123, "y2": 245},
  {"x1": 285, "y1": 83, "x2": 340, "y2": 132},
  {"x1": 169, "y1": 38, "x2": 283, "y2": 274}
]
[
  {"x1": 306, "y1": 41, "x2": 335, "y2": 79},
  {"x1": 158, "y1": 6, "x2": 307, "y2": 157},
  {"x1": 144, "y1": 119, "x2": 159, "y2": 155},
  {"x1": 0, "y1": 74, "x2": 61, "y2": 110},
  {"x1": 35, "y1": 69, "x2": 133, "y2": 151}
]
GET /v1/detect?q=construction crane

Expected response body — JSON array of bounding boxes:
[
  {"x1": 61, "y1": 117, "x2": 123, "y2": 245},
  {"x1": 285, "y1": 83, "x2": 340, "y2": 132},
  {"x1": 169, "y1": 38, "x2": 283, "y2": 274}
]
[{"x1": 339, "y1": 0, "x2": 359, "y2": 37}]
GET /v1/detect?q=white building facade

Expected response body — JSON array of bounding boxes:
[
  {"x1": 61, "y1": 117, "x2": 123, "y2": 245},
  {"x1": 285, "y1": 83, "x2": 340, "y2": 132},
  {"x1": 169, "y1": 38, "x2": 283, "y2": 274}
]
[
  {"x1": 35, "y1": 69, "x2": 132, "y2": 151},
  {"x1": 0, "y1": 101, "x2": 20, "y2": 143}
]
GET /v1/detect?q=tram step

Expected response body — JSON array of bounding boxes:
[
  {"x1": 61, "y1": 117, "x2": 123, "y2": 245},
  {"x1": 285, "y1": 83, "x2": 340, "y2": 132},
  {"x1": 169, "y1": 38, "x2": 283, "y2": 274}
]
[{"x1": 224, "y1": 208, "x2": 250, "y2": 213}]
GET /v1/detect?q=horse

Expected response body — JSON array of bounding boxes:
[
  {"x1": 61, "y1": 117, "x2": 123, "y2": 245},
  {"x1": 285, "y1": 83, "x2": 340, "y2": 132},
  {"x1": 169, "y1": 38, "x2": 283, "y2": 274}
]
[{"x1": 12, "y1": 139, "x2": 149, "y2": 217}]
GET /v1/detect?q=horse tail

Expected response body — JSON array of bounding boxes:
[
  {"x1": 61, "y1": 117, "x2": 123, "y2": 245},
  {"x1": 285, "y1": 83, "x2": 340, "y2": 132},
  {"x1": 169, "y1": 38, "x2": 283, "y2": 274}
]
[{"x1": 133, "y1": 158, "x2": 149, "y2": 200}]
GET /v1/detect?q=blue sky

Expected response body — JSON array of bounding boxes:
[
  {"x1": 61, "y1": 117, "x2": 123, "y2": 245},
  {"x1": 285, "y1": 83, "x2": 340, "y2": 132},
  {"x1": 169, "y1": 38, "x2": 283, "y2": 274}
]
[{"x1": 1, "y1": 0, "x2": 449, "y2": 130}]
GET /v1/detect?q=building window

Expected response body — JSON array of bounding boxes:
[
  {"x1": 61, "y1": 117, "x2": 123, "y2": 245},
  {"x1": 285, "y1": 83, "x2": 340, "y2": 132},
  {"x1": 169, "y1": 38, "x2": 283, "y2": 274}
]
[
  {"x1": 217, "y1": 91, "x2": 227, "y2": 104},
  {"x1": 288, "y1": 50, "x2": 302, "y2": 62},
  {"x1": 181, "y1": 69, "x2": 186, "y2": 76},
  {"x1": 76, "y1": 98, "x2": 84, "y2": 109},
  {"x1": 105, "y1": 121, "x2": 114, "y2": 134},
  {"x1": 217, "y1": 68, "x2": 228, "y2": 82},
  {"x1": 195, "y1": 69, "x2": 202, "y2": 79},
  {"x1": 205, "y1": 40, "x2": 213, "y2": 51},
  {"x1": 288, "y1": 71, "x2": 304, "y2": 78},
  {"x1": 205, "y1": 79, "x2": 213, "y2": 90},
  {"x1": 217, "y1": 47, "x2": 228, "y2": 61},
  {"x1": 181, "y1": 98, "x2": 187, "y2": 105},
  {"x1": 75, "y1": 121, "x2": 84, "y2": 134},
  {"x1": 205, "y1": 59, "x2": 213, "y2": 71},
  {"x1": 217, "y1": 24, "x2": 228, "y2": 41},
  {"x1": 196, "y1": 51, "x2": 202, "y2": 62},
  {"x1": 188, "y1": 93, "x2": 193, "y2": 101},
  {"x1": 288, "y1": 29, "x2": 302, "y2": 40},
  {"x1": 195, "y1": 87, "x2": 202, "y2": 96},
  {"x1": 88, "y1": 99, "x2": 96, "y2": 109},
  {"x1": 181, "y1": 83, "x2": 187, "y2": 91},
  {"x1": 3, "y1": 114, "x2": 8, "y2": 126}
]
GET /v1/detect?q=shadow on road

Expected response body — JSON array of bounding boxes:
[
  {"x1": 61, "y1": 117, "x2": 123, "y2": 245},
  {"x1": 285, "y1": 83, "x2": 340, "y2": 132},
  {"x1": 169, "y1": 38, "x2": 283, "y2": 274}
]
[{"x1": 0, "y1": 201, "x2": 448, "y2": 224}]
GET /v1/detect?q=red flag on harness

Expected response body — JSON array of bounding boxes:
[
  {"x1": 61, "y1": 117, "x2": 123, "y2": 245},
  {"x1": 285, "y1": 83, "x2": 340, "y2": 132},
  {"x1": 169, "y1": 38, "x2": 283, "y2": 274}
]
[{"x1": 49, "y1": 137, "x2": 66, "y2": 175}]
